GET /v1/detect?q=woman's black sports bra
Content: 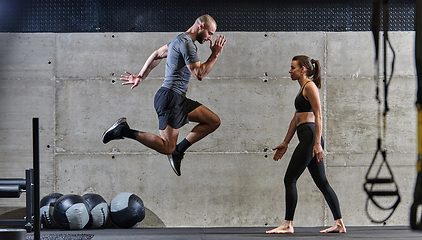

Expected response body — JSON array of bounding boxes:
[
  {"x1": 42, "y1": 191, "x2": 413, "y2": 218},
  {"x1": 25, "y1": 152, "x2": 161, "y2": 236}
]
[{"x1": 294, "y1": 81, "x2": 313, "y2": 113}]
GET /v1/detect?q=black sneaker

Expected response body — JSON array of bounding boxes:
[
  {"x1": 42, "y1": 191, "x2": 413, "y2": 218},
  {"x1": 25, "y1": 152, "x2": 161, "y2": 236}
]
[
  {"x1": 167, "y1": 151, "x2": 184, "y2": 176},
  {"x1": 102, "y1": 118, "x2": 129, "y2": 144}
]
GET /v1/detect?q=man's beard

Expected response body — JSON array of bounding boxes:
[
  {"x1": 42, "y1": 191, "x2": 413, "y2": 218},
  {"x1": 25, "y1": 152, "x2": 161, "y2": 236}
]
[{"x1": 197, "y1": 32, "x2": 205, "y2": 44}]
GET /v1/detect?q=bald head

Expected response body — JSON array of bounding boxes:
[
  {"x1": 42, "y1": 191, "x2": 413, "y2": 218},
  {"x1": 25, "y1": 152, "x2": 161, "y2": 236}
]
[{"x1": 195, "y1": 14, "x2": 217, "y2": 30}]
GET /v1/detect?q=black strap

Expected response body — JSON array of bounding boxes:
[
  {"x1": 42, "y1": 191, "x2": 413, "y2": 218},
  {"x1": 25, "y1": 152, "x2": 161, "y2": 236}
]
[{"x1": 364, "y1": 0, "x2": 400, "y2": 224}]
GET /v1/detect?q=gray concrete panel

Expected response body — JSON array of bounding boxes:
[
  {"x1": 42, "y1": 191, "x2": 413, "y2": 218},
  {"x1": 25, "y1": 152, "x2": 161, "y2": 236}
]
[
  {"x1": 326, "y1": 77, "x2": 379, "y2": 153},
  {"x1": 388, "y1": 32, "x2": 416, "y2": 77},
  {"x1": 326, "y1": 32, "x2": 416, "y2": 78},
  {"x1": 0, "y1": 33, "x2": 55, "y2": 79},
  {"x1": 55, "y1": 33, "x2": 174, "y2": 79},
  {"x1": 326, "y1": 32, "x2": 375, "y2": 78},
  {"x1": 383, "y1": 76, "x2": 417, "y2": 152},
  {"x1": 328, "y1": 152, "x2": 416, "y2": 169},
  {"x1": 325, "y1": 76, "x2": 416, "y2": 154}
]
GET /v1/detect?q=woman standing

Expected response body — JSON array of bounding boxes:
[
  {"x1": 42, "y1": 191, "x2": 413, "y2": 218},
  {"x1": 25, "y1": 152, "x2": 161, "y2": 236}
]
[{"x1": 267, "y1": 55, "x2": 346, "y2": 234}]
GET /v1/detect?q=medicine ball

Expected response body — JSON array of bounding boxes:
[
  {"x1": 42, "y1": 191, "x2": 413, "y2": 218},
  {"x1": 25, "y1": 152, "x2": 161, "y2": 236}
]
[
  {"x1": 110, "y1": 192, "x2": 145, "y2": 228},
  {"x1": 82, "y1": 193, "x2": 109, "y2": 229},
  {"x1": 53, "y1": 194, "x2": 91, "y2": 230},
  {"x1": 40, "y1": 193, "x2": 63, "y2": 229}
]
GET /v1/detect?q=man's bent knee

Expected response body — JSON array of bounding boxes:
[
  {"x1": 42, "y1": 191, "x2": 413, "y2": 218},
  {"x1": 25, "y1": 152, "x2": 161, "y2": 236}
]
[
  {"x1": 160, "y1": 145, "x2": 176, "y2": 155},
  {"x1": 211, "y1": 116, "x2": 221, "y2": 131},
  {"x1": 158, "y1": 125, "x2": 179, "y2": 155},
  {"x1": 161, "y1": 140, "x2": 176, "y2": 155}
]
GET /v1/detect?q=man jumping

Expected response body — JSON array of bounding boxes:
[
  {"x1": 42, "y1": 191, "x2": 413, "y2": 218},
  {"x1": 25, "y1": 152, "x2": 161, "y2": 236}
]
[{"x1": 102, "y1": 15, "x2": 226, "y2": 176}]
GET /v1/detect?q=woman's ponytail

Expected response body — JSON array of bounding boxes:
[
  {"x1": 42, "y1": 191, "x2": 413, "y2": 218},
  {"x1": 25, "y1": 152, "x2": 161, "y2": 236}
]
[{"x1": 311, "y1": 59, "x2": 321, "y2": 89}]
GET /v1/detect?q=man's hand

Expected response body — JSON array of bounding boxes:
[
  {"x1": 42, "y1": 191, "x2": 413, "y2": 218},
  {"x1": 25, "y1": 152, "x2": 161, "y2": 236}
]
[
  {"x1": 121, "y1": 71, "x2": 142, "y2": 90},
  {"x1": 209, "y1": 34, "x2": 226, "y2": 58}
]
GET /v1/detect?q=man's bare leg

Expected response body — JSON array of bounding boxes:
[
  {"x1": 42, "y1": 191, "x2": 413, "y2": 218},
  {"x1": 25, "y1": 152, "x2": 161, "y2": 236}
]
[
  {"x1": 185, "y1": 105, "x2": 221, "y2": 144},
  {"x1": 320, "y1": 219, "x2": 346, "y2": 233},
  {"x1": 134, "y1": 126, "x2": 179, "y2": 155},
  {"x1": 266, "y1": 220, "x2": 294, "y2": 234},
  {"x1": 103, "y1": 118, "x2": 182, "y2": 175},
  {"x1": 165, "y1": 105, "x2": 220, "y2": 176},
  {"x1": 103, "y1": 117, "x2": 179, "y2": 155}
]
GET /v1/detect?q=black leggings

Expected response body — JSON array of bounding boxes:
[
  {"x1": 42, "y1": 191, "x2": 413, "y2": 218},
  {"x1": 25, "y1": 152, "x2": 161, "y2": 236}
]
[{"x1": 284, "y1": 122, "x2": 342, "y2": 221}]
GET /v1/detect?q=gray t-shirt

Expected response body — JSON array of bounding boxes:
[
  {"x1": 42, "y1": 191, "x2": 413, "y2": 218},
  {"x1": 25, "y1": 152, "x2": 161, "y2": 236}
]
[{"x1": 162, "y1": 32, "x2": 200, "y2": 95}]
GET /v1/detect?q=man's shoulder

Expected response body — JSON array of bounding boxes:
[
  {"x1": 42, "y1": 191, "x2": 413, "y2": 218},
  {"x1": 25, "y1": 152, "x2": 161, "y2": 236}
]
[{"x1": 172, "y1": 33, "x2": 193, "y2": 44}]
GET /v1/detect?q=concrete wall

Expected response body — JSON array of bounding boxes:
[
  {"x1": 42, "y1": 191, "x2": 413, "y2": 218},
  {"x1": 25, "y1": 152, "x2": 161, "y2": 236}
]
[{"x1": 0, "y1": 31, "x2": 417, "y2": 228}]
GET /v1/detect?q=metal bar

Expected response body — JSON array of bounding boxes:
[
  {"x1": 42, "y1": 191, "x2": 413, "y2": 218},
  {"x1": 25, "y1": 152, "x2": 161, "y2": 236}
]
[
  {"x1": 0, "y1": 179, "x2": 27, "y2": 189},
  {"x1": 33, "y1": 118, "x2": 40, "y2": 240},
  {"x1": 0, "y1": 185, "x2": 22, "y2": 198},
  {"x1": 0, "y1": 219, "x2": 27, "y2": 225}
]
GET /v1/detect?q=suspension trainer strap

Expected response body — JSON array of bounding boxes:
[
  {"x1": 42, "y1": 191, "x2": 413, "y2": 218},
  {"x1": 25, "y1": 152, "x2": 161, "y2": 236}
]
[{"x1": 364, "y1": 0, "x2": 400, "y2": 224}]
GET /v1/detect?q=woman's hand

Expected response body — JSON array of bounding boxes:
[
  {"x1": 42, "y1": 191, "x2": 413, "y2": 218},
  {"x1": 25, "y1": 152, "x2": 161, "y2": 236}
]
[
  {"x1": 272, "y1": 143, "x2": 288, "y2": 161},
  {"x1": 313, "y1": 142, "x2": 323, "y2": 163}
]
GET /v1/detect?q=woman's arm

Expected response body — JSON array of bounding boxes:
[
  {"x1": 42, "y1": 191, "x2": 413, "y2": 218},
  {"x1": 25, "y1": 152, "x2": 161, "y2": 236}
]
[{"x1": 305, "y1": 82, "x2": 323, "y2": 162}]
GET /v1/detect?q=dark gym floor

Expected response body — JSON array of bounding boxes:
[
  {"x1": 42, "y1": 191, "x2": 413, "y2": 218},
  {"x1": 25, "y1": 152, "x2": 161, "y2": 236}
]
[{"x1": 25, "y1": 226, "x2": 422, "y2": 240}]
